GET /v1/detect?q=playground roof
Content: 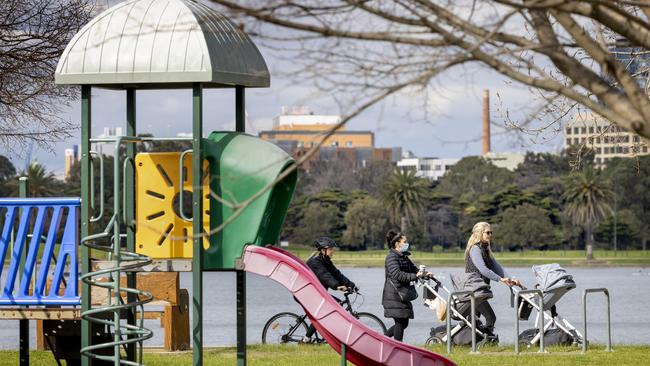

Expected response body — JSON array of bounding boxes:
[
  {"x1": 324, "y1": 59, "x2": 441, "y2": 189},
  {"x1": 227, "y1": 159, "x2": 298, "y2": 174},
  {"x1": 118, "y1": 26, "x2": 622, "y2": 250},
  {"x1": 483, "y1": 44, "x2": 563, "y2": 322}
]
[{"x1": 55, "y1": 0, "x2": 269, "y2": 88}]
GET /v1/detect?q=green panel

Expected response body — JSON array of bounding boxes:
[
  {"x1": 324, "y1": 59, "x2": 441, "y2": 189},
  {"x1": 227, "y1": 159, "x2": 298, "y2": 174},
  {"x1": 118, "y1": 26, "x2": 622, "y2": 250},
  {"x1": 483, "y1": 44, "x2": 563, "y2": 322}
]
[{"x1": 202, "y1": 132, "x2": 297, "y2": 270}]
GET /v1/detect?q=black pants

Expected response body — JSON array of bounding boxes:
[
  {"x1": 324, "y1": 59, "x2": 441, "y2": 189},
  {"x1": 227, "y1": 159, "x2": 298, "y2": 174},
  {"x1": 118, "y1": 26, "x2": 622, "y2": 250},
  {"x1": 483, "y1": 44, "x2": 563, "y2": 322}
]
[
  {"x1": 457, "y1": 300, "x2": 496, "y2": 329},
  {"x1": 385, "y1": 317, "x2": 409, "y2": 341}
]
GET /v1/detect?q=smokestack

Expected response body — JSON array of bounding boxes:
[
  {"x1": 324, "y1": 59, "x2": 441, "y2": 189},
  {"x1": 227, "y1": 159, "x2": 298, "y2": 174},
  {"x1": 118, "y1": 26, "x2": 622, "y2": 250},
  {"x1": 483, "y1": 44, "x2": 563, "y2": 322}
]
[{"x1": 482, "y1": 89, "x2": 490, "y2": 155}]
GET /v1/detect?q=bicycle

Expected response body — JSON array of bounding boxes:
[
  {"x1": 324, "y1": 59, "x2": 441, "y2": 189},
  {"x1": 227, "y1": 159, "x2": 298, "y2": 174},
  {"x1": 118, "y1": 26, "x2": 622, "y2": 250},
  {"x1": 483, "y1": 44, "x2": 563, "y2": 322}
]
[{"x1": 261, "y1": 289, "x2": 387, "y2": 344}]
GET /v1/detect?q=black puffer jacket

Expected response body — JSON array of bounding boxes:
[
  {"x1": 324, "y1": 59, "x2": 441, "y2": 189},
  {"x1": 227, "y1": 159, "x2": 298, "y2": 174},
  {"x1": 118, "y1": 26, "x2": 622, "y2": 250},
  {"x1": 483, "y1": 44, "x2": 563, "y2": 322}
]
[
  {"x1": 307, "y1": 254, "x2": 356, "y2": 290},
  {"x1": 382, "y1": 249, "x2": 418, "y2": 319}
]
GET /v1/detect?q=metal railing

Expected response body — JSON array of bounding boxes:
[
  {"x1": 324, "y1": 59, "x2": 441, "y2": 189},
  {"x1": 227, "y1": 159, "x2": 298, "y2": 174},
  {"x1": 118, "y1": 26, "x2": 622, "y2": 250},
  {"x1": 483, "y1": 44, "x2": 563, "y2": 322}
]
[
  {"x1": 582, "y1": 288, "x2": 612, "y2": 353},
  {"x1": 446, "y1": 290, "x2": 479, "y2": 354},
  {"x1": 514, "y1": 289, "x2": 545, "y2": 354}
]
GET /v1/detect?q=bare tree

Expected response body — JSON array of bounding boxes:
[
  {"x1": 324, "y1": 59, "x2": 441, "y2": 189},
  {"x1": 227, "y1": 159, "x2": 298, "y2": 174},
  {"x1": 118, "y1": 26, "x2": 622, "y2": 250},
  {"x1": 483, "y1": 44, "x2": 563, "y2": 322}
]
[
  {"x1": 0, "y1": 0, "x2": 94, "y2": 150},
  {"x1": 210, "y1": 0, "x2": 650, "y2": 146}
]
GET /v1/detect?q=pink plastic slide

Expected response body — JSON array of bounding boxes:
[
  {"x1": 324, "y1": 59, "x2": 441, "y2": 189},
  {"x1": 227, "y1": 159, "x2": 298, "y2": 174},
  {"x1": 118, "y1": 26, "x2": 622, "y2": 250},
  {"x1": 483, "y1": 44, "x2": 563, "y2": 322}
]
[{"x1": 242, "y1": 245, "x2": 456, "y2": 366}]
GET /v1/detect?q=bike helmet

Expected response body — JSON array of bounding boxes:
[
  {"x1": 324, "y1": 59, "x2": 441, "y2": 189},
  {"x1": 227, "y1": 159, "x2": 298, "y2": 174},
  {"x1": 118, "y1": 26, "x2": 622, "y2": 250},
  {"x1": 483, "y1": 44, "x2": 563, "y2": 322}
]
[{"x1": 314, "y1": 236, "x2": 338, "y2": 250}]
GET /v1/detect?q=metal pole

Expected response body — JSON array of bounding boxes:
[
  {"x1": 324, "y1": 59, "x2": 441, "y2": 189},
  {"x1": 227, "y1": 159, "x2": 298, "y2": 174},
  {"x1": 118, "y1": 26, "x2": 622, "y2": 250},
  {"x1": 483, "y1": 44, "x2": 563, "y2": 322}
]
[
  {"x1": 341, "y1": 344, "x2": 347, "y2": 365},
  {"x1": 192, "y1": 83, "x2": 204, "y2": 366},
  {"x1": 582, "y1": 288, "x2": 612, "y2": 353},
  {"x1": 235, "y1": 86, "x2": 247, "y2": 366},
  {"x1": 80, "y1": 85, "x2": 92, "y2": 366},
  {"x1": 514, "y1": 289, "x2": 544, "y2": 354},
  {"x1": 125, "y1": 88, "x2": 137, "y2": 362},
  {"x1": 236, "y1": 270, "x2": 246, "y2": 366},
  {"x1": 446, "y1": 290, "x2": 476, "y2": 354},
  {"x1": 18, "y1": 177, "x2": 28, "y2": 366},
  {"x1": 113, "y1": 139, "x2": 123, "y2": 366}
]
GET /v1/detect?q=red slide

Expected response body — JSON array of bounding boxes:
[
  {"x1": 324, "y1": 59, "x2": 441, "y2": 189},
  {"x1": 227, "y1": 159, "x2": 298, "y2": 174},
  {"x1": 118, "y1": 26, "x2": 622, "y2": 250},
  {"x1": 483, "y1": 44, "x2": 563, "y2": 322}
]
[{"x1": 242, "y1": 245, "x2": 456, "y2": 366}]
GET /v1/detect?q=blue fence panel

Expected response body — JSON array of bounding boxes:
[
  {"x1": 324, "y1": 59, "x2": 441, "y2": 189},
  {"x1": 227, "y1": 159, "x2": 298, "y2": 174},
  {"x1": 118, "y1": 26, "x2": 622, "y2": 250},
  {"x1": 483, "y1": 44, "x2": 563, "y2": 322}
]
[{"x1": 0, "y1": 198, "x2": 81, "y2": 306}]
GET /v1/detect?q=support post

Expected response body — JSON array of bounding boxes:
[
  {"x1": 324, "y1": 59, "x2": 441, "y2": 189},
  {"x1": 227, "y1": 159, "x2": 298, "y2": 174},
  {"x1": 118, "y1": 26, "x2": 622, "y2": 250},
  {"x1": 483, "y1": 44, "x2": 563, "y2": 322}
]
[
  {"x1": 236, "y1": 270, "x2": 246, "y2": 366},
  {"x1": 80, "y1": 85, "x2": 92, "y2": 366},
  {"x1": 125, "y1": 88, "x2": 137, "y2": 362},
  {"x1": 341, "y1": 344, "x2": 347, "y2": 365},
  {"x1": 19, "y1": 177, "x2": 28, "y2": 366},
  {"x1": 582, "y1": 288, "x2": 612, "y2": 353},
  {"x1": 192, "y1": 83, "x2": 204, "y2": 366},
  {"x1": 235, "y1": 85, "x2": 247, "y2": 366}
]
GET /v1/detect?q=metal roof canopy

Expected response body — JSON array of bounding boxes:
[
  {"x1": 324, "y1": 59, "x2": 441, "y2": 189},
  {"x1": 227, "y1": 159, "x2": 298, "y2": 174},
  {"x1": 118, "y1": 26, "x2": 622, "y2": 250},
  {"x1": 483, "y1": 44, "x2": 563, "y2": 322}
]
[{"x1": 55, "y1": 0, "x2": 269, "y2": 89}]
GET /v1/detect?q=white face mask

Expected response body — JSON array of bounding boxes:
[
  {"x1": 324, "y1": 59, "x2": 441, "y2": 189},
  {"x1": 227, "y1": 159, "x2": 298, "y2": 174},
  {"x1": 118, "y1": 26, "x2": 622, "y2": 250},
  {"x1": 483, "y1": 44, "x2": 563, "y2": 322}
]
[{"x1": 400, "y1": 242, "x2": 410, "y2": 252}]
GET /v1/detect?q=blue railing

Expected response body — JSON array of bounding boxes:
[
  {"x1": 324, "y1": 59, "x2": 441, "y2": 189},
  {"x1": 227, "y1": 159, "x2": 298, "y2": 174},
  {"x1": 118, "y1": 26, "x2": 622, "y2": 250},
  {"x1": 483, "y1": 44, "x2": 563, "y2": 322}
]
[{"x1": 0, "y1": 198, "x2": 81, "y2": 305}]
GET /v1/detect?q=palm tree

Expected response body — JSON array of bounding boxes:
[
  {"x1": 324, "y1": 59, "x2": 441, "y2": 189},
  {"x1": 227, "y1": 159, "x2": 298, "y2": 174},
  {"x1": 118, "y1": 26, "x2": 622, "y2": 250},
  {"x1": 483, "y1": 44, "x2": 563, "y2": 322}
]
[
  {"x1": 382, "y1": 169, "x2": 428, "y2": 232},
  {"x1": 7, "y1": 162, "x2": 63, "y2": 197},
  {"x1": 562, "y1": 168, "x2": 612, "y2": 260}
]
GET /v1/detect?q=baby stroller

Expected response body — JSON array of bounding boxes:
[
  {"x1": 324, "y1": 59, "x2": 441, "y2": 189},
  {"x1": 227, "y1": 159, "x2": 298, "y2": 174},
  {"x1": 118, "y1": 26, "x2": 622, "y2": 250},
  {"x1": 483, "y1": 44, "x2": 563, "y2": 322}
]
[
  {"x1": 513, "y1": 263, "x2": 583, "y2": 347},
  {"x1": 420, "y1": 271, "x2": 497, "y2": 346}
]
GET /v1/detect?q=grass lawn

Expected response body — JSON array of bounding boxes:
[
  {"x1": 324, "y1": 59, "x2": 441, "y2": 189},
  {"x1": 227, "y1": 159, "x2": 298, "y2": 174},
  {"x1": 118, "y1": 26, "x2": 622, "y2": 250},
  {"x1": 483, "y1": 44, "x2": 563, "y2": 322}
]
[
  {"x1": 287, "y1": 248, "x2": 650, "y2": 267},
  {"x1": 3, "y1": 344, "x2": 644, "y2": 365}
]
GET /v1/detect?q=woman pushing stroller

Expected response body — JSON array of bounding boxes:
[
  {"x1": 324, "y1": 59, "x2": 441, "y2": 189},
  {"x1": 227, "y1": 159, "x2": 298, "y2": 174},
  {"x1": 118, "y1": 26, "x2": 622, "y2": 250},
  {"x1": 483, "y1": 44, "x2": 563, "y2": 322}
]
[{"x1": 464, "y1": 222, "x2": 521, "y2": 338}]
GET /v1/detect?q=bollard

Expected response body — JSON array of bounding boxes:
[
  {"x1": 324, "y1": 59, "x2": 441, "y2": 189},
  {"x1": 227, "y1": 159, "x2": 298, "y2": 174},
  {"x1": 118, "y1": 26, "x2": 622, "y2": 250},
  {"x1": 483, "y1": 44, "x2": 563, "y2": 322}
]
[
  {"x1": 582, "y1": 288, "x2": 612, "y2": 353},
  {"x1": 446, "y1": 290, "x2": 478, "y2": 354},
  {"x1": 514, "y1": 289, "x2": 545, "y2": 354}
]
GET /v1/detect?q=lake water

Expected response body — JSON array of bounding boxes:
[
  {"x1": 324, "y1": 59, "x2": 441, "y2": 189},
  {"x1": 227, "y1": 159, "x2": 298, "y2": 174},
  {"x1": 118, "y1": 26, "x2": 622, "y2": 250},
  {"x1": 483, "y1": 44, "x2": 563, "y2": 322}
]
[{"x1": 1, "y1": 266, "x2": 648, "y2": 349}]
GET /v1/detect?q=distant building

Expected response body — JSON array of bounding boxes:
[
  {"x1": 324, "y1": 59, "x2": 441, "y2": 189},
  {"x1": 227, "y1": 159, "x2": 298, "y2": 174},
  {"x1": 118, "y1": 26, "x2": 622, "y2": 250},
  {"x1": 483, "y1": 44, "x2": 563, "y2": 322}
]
[
  {"x1": 259, "y1": 106, "x2": 374, "y2": 148},
  {"x1": 64, "y1": 145, "x2": 78, "y2": 179},
  {"x1": 484, "y1": 152, "x2": 526, "y2": 171},
  {"x1": 564, "y1": 113, "x2": 649, "y2": 165},
  {"x1": 397, "y1": 152, "x2": 459, "y2": 181},
  {"x1": 260, "y1": 107, "x2": 400, "y2": 172},
  {"x1": 98, "y1": 127, "x2": 124, "y2": 138}
]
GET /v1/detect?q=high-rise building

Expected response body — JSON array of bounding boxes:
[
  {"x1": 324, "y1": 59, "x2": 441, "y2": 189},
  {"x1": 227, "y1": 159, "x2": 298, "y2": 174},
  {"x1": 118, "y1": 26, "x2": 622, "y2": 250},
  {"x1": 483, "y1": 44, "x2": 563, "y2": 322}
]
[
  {"x1": 564, "y1": 113, "x2": 649, "y2": 165},
  {"x1": 64, "y1": 145, "x2": 78, "y2": 178}
]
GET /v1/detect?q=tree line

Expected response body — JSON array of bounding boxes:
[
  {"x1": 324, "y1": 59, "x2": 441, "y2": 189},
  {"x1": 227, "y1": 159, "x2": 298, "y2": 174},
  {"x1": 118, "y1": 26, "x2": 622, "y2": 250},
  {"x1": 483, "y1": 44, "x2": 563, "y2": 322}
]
[
  {"x1": 1, "y1": 150, "x2": 648, "y2": 257},
  {"x1": 282, "y1": 152, "x2": 650, "y2": 257}
]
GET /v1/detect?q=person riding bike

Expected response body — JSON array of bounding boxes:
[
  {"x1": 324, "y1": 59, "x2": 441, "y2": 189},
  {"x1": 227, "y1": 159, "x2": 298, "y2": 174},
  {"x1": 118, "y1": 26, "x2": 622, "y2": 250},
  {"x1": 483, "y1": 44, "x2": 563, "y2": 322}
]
[{"x1": 302, "y1": 236, "x2": 357, "y2": 343}]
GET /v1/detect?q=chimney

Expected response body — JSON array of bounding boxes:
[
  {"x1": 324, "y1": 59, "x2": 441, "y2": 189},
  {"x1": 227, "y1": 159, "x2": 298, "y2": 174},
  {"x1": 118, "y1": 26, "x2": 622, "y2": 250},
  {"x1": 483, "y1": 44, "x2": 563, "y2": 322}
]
[{"x1": 482, "y1": 89, "x2": 491, "y2": 155}]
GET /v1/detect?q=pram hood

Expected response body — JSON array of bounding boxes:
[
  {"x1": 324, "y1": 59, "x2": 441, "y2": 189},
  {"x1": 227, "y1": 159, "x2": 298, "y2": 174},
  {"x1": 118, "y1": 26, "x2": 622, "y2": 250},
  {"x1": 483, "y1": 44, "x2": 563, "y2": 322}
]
[
  {"x1": 450, "y1": 272, "x2": 493, "y2": 301},
  {"x1": 532, "y1": 263, "x2": 576, "y2": 292}
]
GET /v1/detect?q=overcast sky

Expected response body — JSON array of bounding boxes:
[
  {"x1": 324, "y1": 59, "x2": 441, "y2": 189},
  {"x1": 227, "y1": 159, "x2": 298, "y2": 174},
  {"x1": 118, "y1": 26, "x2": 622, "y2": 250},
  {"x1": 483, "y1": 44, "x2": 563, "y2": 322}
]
[{"x1": 0, "y1": 3, "x2": 565, "y2": 176}]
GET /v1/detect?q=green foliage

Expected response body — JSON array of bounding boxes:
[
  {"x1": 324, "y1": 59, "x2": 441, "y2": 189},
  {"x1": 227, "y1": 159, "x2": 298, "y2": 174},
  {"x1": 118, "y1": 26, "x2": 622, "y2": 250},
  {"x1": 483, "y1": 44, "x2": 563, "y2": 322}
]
[
  {"x1": 342, "y1": 197, "x2": 391, "y2": 250},
  {"x1": 435, "y1": 156, "x2": 514, "y2": 203},
  {"x1": 291, "y1": 203, "x2": 340, "y2": 247},
  {"x1": 0, "y1": 155, "x2": 16, "y2": 196},
  {"x1": 595, "y1": 209, "x2": 641, "y2": 249},
  {"x1": 493, "y1": 203, "x2": 556, "y2": 251},
  {"x1": 4, "y1": 162, "x2": 64, "y2": 197},
  {"x1": 381, "y1": 169, "x2": 427, "y2": 229}
]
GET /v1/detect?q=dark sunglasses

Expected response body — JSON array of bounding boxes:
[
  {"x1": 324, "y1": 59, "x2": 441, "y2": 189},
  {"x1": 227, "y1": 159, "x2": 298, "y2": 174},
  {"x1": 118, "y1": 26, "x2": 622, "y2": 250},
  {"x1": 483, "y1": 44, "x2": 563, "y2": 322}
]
[{"x1": 485, "y1": 231, "x2": 493, "y2": 235}]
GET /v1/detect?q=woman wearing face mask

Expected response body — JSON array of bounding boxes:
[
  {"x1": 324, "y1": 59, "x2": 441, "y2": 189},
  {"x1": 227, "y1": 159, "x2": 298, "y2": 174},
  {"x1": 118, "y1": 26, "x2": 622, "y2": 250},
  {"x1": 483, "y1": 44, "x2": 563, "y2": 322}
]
[{"x1": 382, "y1": 230, "x2": 432, "y2": 341}]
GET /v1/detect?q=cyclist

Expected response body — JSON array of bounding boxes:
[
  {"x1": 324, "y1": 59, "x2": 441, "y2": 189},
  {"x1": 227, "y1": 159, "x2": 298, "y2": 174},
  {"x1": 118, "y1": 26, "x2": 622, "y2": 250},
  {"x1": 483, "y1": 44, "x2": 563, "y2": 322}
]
[{"x1": 301, "y1": 236, "x2": 357, "y2": 343}]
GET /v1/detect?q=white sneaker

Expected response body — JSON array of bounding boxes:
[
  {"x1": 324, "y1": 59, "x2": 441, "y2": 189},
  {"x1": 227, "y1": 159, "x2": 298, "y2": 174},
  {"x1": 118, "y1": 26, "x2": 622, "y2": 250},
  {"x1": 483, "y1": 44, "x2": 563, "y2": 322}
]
[{"x1": 301, "y1": 336, "x2": 312, "y2": 343}]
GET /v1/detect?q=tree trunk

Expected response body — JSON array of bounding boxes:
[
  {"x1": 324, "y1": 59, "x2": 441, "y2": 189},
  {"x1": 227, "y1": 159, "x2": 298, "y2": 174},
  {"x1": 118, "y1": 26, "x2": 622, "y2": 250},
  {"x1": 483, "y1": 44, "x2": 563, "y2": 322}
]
[
  {"x1": 400, "y1": 216, "x2": 407, "y2": 233},
  {"x1": 643, "y1": 236, "x2": 647, "y2": 251},
  {"x1": 586, "y1": 226, "x2": 595, "y2": 261}
]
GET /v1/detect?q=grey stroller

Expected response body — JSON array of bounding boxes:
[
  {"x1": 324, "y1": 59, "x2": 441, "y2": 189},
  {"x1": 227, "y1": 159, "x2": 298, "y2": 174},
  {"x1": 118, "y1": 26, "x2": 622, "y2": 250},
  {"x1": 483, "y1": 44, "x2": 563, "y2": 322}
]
[
  {"x1": 513, "y1": 263, "x2": 583, "y2": 347},
  {"x1": 421, "y1": 271, "x2": 497, "y2": 346}
]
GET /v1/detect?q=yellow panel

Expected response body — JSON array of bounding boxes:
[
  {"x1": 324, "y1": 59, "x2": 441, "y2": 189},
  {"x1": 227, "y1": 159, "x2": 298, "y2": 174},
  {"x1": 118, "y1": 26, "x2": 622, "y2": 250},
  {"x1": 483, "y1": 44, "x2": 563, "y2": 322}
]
[{"x1": 135, "y1": 152, "x2": 210, "y2": 258}]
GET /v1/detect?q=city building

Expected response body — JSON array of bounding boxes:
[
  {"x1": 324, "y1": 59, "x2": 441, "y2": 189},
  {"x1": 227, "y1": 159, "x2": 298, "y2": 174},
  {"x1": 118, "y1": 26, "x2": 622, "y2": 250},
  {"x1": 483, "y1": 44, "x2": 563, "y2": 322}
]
[
  {"x1": 260, "y1": 107, "x2": 400, "y2": 172},
  {"x1": 397, "y1": 151, "x2": 459, "y2": 181},
  {"x1": 564, "y1": 112, "x2": 649, "y2": 165},
  {"x1": 259, "y1": 106, "x2": 374, "y2": 148},
  {"x1": 64, "y1": 145, "x2": 78, "y2": 179},
  {"x1": 484, "y1": 152, "x2": 526, "y2": 171}
]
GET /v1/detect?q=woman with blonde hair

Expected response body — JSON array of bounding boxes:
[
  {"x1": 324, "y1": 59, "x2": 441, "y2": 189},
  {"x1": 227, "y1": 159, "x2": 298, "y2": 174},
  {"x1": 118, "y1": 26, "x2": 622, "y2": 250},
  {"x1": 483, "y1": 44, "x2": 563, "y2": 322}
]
[{"x1": 464, "y1": 222, "x2": 521, "y2": 338}]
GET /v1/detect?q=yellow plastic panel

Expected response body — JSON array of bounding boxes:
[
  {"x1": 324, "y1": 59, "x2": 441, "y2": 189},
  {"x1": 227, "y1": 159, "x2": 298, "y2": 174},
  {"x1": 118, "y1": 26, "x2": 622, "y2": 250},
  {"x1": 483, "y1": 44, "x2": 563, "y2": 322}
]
[{"x1": 135, "y1": 152, "x2": 209, "y2": 258}]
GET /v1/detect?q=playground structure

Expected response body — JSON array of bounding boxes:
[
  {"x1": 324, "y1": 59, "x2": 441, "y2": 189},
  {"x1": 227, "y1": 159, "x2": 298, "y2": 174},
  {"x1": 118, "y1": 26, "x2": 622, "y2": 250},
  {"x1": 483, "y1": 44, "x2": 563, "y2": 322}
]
[{"x1": 0, "y1": 1, "x2": 611, "y2": 365}]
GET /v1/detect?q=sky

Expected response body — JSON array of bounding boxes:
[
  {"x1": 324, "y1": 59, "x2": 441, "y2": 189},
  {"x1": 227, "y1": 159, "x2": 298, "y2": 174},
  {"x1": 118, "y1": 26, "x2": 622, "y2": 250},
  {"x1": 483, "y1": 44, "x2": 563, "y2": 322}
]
[{"x1": 0, "y1": 3, "x2": 566, "y2": 176}]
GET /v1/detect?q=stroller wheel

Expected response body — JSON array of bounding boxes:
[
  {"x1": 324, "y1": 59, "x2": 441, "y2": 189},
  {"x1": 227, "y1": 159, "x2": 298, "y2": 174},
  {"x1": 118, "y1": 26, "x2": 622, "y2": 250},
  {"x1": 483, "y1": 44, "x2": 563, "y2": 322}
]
[{"x1": 425, "y1": 336, "x2": 444, "y2": 345}]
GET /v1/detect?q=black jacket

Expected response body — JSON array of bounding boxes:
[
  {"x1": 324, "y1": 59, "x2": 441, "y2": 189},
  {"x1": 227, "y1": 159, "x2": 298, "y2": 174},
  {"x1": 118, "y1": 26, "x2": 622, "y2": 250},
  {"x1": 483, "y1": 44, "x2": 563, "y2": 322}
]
[
  {"x1": 382, "y1": 249, "x2": 418, "y2": 319},
  {"x1": 306, "y1": 254, "x2": 356, "y2": 291}
]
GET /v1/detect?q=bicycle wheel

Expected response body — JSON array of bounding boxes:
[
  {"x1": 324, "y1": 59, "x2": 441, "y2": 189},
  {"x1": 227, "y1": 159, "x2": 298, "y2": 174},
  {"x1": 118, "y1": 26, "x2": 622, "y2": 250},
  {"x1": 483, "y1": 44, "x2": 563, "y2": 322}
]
[
  {"x1": 356, "y1": 312, "x2": 387, "y2": 335},
  {"x1": 262, "y1": 312, "x2": 309, "y2": 344}
]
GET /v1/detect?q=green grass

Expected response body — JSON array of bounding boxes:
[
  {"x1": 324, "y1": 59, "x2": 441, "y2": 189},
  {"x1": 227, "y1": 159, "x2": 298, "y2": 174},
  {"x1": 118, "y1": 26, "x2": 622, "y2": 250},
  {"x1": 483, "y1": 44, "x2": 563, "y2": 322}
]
[
  {"x1": 3, "y1": 344, "x2": 645, "y2": 365},
  {"x1": 287, "y1": 248, "x2": 650, "y2": 267}
]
